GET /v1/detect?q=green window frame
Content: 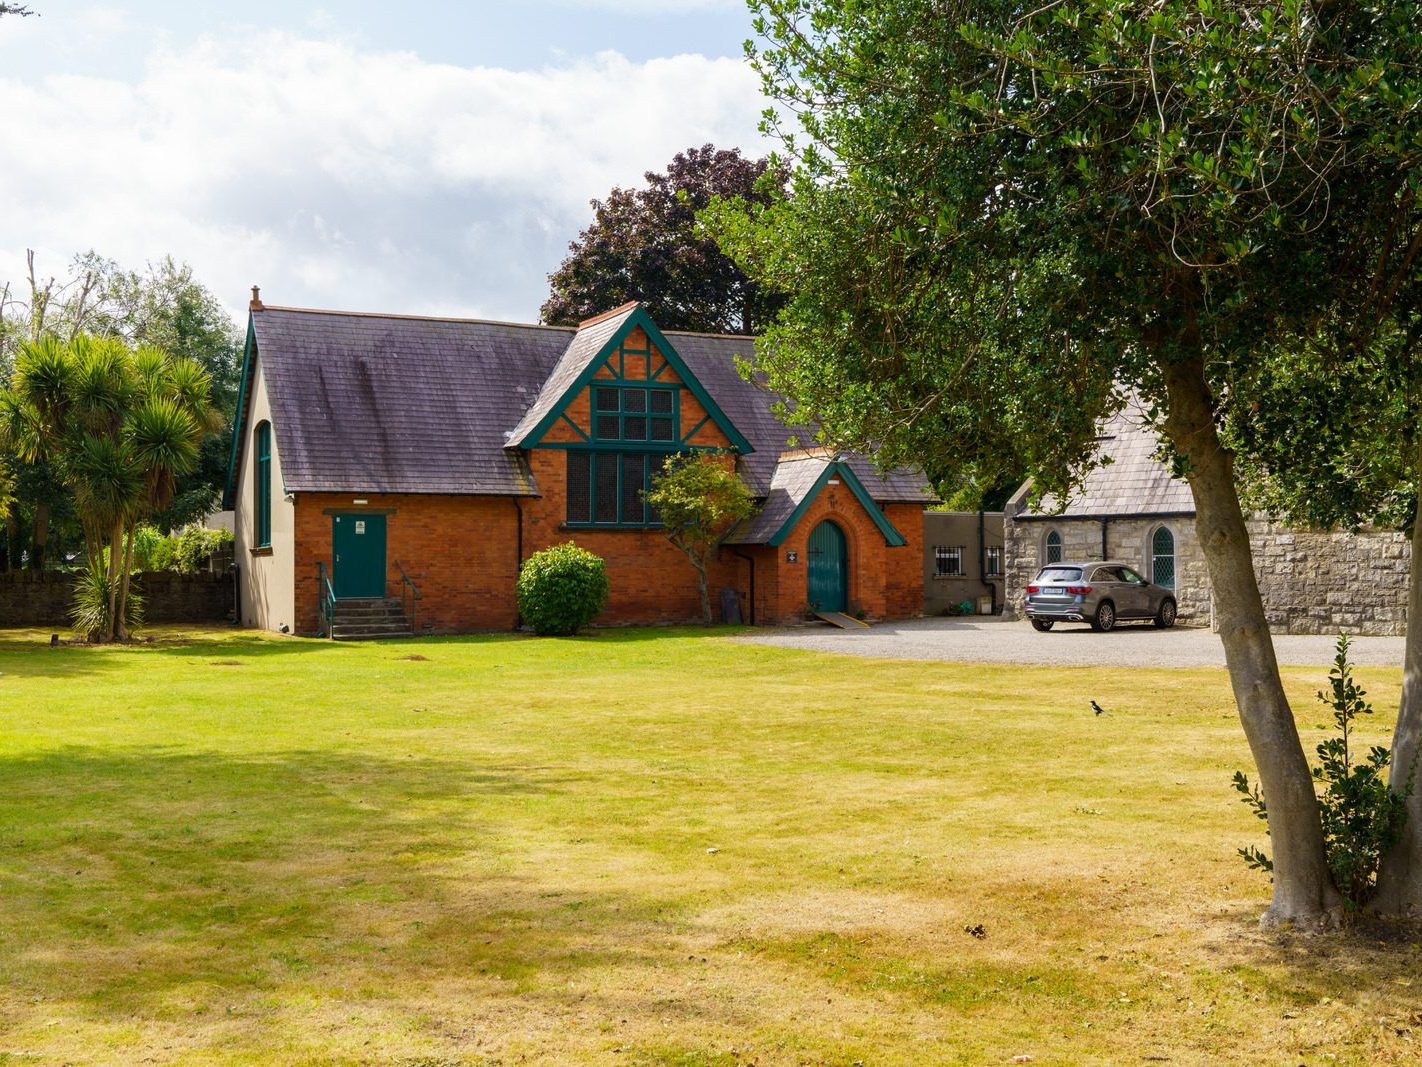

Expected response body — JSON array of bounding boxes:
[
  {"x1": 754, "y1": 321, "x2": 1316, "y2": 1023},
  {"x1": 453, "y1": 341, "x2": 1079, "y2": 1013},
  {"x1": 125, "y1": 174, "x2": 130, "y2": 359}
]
[
  {"x1": 591, "y1": 385, "x2": 678, "y2": 444},
  {"x1": 1044, "y1": 528, "x2": 1062, "y2": 564},
  {"x1": 565, "y1": 451, "x2": 665, "y2": 527},
  {"x1": 254, "y1": 421, "x2": 272, "y2": 548}
]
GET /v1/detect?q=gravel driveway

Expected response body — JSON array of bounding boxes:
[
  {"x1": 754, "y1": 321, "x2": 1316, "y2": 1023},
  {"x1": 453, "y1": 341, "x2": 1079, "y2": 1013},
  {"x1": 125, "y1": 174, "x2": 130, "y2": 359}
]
[{"x1": 735, "y1": 616, "x2": 1406, "y2": 668}]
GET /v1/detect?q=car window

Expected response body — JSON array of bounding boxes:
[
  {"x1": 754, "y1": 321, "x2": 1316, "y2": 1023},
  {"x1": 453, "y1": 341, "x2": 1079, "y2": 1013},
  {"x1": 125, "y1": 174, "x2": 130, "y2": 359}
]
[
  {"x1": 1036, "y1": 567, "x2": 1082, "y2": 583},
  {"x1": 1091, "y1": 566, "x2": 1121, "y2": 582},
  {"x1": 1118, "y1": 566, "x2": 1145, "y2": 584}
]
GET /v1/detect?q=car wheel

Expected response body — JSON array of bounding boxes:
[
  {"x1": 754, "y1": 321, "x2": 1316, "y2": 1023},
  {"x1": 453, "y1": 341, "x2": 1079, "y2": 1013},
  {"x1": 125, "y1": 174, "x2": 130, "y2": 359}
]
[
  {"x1": 1031, "y1": 618, "x2": 1054, "y2": 632},
  {"x1": 1091, "y1": 601, "x2": 1116, "y2": 632},
  {"x1": 1154, "y1": 598, "x2": 1177, "y2": 629}
]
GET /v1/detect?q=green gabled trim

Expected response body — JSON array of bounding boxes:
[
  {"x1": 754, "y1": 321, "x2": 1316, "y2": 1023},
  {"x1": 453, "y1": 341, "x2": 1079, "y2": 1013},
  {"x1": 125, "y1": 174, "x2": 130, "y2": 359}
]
[
  {"x1": 518, "y1": 306, "x2": 754, "y2": 454},
  {"x1": 681, "y1": 414, "x2": 710, "y2": 444},
  {"x1": 649, "y1": 358, "x2": 670, "y2": 380},
  {"x1": 558, "y1": 413, "x2": 591, "y2": 442},
  {"x1": 221, "y1": 316, "x2": 259, "y2": 509},
  {"x1": 766, "y1": 460, "x2": 908, "y2": 548}
]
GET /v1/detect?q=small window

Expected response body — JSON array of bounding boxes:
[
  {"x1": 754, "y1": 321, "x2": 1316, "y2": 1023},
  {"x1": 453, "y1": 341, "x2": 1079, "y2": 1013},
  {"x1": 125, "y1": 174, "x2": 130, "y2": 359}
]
[
  {"x1": 1152, "y1": 526, "x2": 1176, "y2": 589},
  {"x1": 985, "y1": 545, "x2": 1003, "y2": 577},
  {"x1": 934, "y1": 545, "x2": 964, "y2": 578},
  {"x1": 1044, "y1": 529, "x2": 1063, "y2": 564},
  {"x1": 590, "y1": 386, "x2": 678, "y2": 443},
  {"x1": 254, "y1": 421, "x2": 272, "y2": 548}
]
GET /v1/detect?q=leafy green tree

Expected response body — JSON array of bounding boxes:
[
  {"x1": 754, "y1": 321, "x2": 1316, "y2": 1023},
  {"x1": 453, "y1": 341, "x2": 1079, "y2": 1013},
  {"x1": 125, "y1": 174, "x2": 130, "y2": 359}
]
[
  {"x1": 2, "y1": 335, "x2": 216, "y2": 640},
  {"x1": 714, "y1": 0, "x2": 1422, "y2": 927},
  {"x1": 1, "y1": 251, "x2": 240, "y2": 566},
  {"x1": 542, "y1": 145, "x2": 786, "y2": 334},
  {"x1": 646, "y1": 453, "x2": 754, "y2": 624}
]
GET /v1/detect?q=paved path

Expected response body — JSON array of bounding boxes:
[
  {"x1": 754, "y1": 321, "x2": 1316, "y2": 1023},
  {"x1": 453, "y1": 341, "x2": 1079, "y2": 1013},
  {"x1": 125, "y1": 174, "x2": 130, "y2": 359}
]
[{"x1": 735, "y1": 616, "x2": 1406, "y2": 668}]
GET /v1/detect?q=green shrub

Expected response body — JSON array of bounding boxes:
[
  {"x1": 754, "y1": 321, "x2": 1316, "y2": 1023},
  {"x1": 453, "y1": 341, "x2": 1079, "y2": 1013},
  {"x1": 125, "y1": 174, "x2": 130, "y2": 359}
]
[
  {"x1": 139, "y1": 525, "x2": 234, "y2": 574},
  {"x1": 516, "y1": 542, "x2": 608, "y2": 636},
  {"x1": 70, "y1": 557, "x2": 143, "y2": 641},
  {"x1": 1234, "y1": 635, "x2": 1412, "y2": 912},
  {"x1": 130, "y1": 525, "x2": 166, "y2": 570}
]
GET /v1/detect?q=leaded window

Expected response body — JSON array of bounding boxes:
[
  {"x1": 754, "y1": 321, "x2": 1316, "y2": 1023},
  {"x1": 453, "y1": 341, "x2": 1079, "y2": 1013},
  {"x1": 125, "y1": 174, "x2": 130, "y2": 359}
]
[
  {"x1": 1152, "y1": 526, "x2": 1176, "y2": 589},
  {"x1": 592, "y1": 386, "x2": 676, "y2": 443},
  {"x1": 254, "y1": 421, "x2": 272, "y2": 548},
  {"x1": 566, "y1": 451, "x2": 662, "y2": 526},
  {"x1": 1044, "y1": 529, "x2": 1062, "y2": 564}
]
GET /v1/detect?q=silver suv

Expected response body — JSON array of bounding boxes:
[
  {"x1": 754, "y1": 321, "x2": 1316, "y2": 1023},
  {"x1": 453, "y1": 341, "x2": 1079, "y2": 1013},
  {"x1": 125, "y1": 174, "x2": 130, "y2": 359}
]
[{"x1": 1024, "y1": 560, "x2": 1177, "y2": 632}]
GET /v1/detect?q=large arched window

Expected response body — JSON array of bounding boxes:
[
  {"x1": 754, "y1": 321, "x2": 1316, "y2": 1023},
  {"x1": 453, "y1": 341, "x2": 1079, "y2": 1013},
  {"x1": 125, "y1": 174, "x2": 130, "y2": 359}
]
[
  {"x1": 254, "y1": 421, "x2": 272, "y2": 548},
  {"x1": 1151, "y1": 525, "x2": 1175, "y2": 589},
  {"x1": 1044, "y1": 528, "x2": 1063, "y2": 564}
]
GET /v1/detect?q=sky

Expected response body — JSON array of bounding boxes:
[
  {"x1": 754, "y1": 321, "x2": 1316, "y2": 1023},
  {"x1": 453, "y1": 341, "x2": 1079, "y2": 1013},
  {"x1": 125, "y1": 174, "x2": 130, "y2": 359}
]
[{"x1": 0, "y1": 1, "x2": 774, "y2": 326}]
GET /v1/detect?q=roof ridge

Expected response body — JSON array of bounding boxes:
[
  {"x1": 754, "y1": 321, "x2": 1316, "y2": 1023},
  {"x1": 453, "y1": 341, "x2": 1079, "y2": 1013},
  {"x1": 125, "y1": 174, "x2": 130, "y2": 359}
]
[
  {"x1": 660, "y1": 327, "x2": 756, "y2": 339},
  {"x1": 576, "y1": 301, "x2": 641, "y2": 328},
  {"x1": 255, "y1": 304, "x2": 577, "y2": 332}
]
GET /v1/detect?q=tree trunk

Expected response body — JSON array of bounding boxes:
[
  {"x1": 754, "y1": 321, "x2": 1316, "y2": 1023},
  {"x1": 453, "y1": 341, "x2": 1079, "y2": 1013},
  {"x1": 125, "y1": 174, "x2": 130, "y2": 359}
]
[
  {"x1": 29, "y1": 501, "x2": 48, "y2": 570},
  {"x1": 102, "y1": 520, "x2": 123, "y2": 643},
  {"x1": 1371, "y1": 426, "x2": 1422, "y2": 915},
  {"x1": 1159, "y1": 355, "x2": 1343, "y2": 930},
  {"x1": 116, "y1": 520, "x2": 136, "y2": 641},
  {"x1": 694, "y1": 556, "x2": 713, "y2": 625},
  {"x1": 2, "y1": 511, "x2": 17, "y2": 572}
]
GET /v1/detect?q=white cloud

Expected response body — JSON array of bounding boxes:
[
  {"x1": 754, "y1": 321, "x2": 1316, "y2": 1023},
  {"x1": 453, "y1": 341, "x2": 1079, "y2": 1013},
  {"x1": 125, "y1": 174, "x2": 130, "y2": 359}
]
[{"x1": 0, "y1": 31, "x2": 770, "y2": 324}]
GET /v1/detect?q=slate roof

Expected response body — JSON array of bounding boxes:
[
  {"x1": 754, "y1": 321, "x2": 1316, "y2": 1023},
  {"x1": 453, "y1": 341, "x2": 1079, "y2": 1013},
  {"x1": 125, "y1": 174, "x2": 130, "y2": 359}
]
[
  {"x1": 725, "y1": 453, "x2": 832, "y2": 545},
  {"x1": 250, "y1": 307, "x2": 569, "y2": 496},
  {"x1": 504, "y1": 303, "x2": 638, "y2": 447},
  {"x1": 1017, "y1": 407, "x2": 1195, "y2": 519},
  {"x1": 239, "y1": 304, "x2": 934, "y2": 504}
]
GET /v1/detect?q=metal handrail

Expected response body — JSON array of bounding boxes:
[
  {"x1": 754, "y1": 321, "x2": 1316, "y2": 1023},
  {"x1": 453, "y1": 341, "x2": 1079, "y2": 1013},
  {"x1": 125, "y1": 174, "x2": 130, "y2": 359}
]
[
  {"x1": 394, "y1": 559, "x2": 421, "y2": 635},
  {"x1": 317, "y1": 561, "x2": 336, "y2": 638}
]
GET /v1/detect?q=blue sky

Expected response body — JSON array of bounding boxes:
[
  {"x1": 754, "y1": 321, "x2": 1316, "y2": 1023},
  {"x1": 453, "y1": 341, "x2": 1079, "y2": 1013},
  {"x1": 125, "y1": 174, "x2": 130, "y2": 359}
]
[{"x1": 0, "y1": 1, "x2": 772, "y2": 323}]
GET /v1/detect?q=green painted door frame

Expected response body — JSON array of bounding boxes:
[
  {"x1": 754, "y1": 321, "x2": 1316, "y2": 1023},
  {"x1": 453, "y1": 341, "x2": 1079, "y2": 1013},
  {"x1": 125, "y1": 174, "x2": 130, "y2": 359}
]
[
  {"x1": 807, "y1": 520, "x2": 848, "y2": 612},
  {"x1": 332, "y1": 513, "x2": 387, "y2": 599}
]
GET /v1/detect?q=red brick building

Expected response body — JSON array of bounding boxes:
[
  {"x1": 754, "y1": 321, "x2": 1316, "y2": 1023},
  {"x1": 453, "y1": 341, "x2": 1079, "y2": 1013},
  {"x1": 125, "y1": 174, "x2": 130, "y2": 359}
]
[{"x1": 224, "y1": 297, "x2": 931, "y2": 635}]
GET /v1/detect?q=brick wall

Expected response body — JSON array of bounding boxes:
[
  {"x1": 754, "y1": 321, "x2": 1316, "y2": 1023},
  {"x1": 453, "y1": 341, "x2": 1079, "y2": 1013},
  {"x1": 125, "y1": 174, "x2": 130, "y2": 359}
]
[
  {"x1": 0, "y1": 570, "x2": 235, "y2": 627},
  {"x1": 293, "y1": 493, "x2": 522, "y2": 636},
  {"x1": 750, "y1": 489, "x2": 924, "y2": 625}
]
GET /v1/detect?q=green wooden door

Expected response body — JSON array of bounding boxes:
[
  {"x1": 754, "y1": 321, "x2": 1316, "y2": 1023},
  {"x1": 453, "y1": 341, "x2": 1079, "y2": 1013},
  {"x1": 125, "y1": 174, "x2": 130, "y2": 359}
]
[
  {"x1": 332, "y1": 513, "x2": 387, "y2": 599},
  {"x1": 807, "y1": 520, "x2": 848, "y2": 612}
]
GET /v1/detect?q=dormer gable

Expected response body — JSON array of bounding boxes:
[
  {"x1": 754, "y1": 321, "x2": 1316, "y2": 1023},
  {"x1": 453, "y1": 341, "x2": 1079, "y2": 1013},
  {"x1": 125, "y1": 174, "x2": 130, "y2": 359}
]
[{"x1": 505, "y1": 303, "x2": 753, "y2": 454}]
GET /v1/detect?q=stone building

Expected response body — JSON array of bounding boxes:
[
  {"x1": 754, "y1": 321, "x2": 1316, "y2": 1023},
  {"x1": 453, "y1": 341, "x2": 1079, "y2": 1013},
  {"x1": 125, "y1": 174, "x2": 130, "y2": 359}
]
[{"x1": 1004, "y1": 408, "x2": 1411, "y2": 635}]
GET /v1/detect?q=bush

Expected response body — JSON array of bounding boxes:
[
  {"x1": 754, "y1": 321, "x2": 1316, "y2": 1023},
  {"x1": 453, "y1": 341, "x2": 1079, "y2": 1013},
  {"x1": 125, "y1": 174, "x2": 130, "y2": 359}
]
[
  {"x1": 142, "y1": 525, "x2": 234, "y2": 574},
  {"x1": 1234, "y1": 635, "x2": 1412, "y2": 913},
  {"x1": 516, "y1": 542, "x2": 608, "y2": 636},
  {"x1": 71, "y1": 557, "x2": 143, "y2": 641}
]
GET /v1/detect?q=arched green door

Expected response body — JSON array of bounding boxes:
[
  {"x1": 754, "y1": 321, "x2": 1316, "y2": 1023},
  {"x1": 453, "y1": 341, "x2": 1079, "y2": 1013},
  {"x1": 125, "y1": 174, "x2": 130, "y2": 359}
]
[{"x1": 807, "y1": 520, "x2": 848, "y2": 612}]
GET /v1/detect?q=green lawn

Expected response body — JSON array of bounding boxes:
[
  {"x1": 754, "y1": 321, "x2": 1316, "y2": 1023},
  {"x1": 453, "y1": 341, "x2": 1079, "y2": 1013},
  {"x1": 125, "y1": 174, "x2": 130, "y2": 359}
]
[{"x1": 0, "y1": 626, "x2": 1418, "y2": 1065}]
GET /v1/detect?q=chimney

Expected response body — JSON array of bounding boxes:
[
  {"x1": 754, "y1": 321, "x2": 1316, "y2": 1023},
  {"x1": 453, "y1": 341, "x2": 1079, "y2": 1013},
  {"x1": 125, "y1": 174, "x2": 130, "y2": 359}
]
[{"x1": 250, "y1": 285, "x2": 264, "y2": 310}]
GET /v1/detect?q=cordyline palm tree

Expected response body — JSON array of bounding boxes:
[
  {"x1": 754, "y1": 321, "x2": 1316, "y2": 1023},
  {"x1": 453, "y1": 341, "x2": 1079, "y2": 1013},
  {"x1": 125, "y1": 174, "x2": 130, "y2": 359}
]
[{"x1": 3, "y1": 334, "x2": 214, "y2": 641}]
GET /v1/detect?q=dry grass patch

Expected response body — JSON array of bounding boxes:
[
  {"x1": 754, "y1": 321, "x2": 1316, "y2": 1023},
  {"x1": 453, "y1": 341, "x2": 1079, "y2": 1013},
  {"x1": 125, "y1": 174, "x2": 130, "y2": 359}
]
[{"x1": 0, "y1": 625, "x2": 1417, "y2": 1064}]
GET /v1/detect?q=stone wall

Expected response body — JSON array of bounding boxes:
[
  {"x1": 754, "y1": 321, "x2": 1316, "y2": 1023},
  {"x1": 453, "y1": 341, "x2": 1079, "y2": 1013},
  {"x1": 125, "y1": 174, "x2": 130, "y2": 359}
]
[
  {"x1": 1247, "y1": 520, "x2": 1409, "y2": 636},
  {"x1": 1004, "y1": 511, "x2": 1412, "y2": 635},
  {"x1": 0, "y1": 570, "x2": 235, "y2": 627},
  {"x1": 1004, "y1": 514, "x2": 1211, "y2": 625}
]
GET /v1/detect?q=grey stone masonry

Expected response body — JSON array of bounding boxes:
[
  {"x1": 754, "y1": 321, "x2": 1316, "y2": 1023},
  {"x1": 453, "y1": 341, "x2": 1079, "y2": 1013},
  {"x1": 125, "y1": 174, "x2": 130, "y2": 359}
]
[
  {"x1": 1004, "y1": 511, "x2": 1411, "y2": 636},
  {"x1": 1247, "y1": 520, "x2": 1409, "y2": 636},
  {"x1": 1004, "y1": 514, "x2": 1209, "y2": 625}
]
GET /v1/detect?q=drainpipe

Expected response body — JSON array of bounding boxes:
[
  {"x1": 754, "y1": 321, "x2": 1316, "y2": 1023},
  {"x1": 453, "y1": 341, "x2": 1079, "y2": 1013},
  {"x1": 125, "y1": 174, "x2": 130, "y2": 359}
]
[
  {"x1": 730, "y1": 547, "x2": 756, "y2": 625},
  {"x1": 1100, "y1": 518, "x2": 1109, "y2": 560},
  {"x1": 977, "y1": 509, "x2": 997, "y2": 615},
  {"x1": 512, "y1": 496, "x2": 525, "y2": 629}
]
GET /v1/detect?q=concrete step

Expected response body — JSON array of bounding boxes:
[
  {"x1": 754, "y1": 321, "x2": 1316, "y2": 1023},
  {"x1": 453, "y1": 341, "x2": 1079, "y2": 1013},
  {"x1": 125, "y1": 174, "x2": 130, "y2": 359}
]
[{"x1": 331, "y1": 624, "x2": 414, "y2": 640}]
